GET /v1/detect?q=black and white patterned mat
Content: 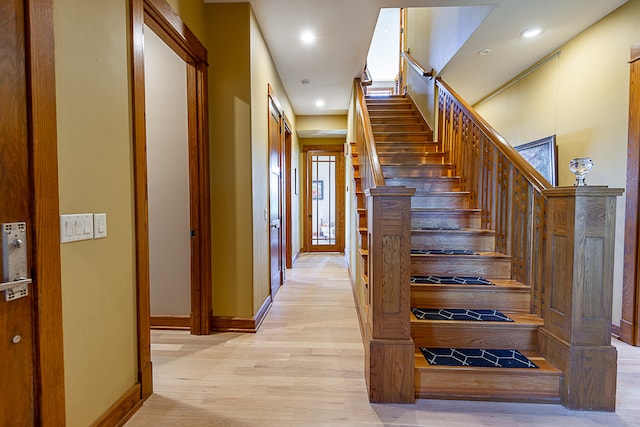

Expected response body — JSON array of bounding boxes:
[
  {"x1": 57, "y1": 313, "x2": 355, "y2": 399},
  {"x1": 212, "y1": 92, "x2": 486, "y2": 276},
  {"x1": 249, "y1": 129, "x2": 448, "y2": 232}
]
[
  {"x1": 411, "y1": 249, "x2": 478, "y2": 255},
  {"x1": 411, "y1": 276, "x2": 494, "y2": 285},
  {"x1": 411, "y1": 308, "x2": 513, "y2": 322},
  {"x1": 420, "y1": 347, "x2": 538, "y2": 368}
]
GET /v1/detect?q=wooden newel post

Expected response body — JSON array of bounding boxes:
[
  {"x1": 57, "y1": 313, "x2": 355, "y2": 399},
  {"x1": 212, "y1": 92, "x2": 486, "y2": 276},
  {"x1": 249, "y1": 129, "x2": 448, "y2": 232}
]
[
  {"x1": 365, "y1": 186, "x2": 415, "y2": 403},
  {"x1": 539, "y1": 186, "x2": 624, "y2": 411}
]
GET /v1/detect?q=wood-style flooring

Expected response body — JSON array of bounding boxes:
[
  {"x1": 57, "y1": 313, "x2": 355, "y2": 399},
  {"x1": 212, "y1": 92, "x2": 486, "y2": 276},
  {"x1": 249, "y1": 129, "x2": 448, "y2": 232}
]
[{"x1": 126, "y1": 253, "x2": 640, "y2": 427}]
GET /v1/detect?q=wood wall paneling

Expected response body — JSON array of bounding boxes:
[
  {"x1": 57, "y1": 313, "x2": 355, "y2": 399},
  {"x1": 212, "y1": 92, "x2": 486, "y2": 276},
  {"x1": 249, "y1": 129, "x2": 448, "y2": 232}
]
[{"x1": 622, "y1": 41, "x2": 640, "y2": 346}]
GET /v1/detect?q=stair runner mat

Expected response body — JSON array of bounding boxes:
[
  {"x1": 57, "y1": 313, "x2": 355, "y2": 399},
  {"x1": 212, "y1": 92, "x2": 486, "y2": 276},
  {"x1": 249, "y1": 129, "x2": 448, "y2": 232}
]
[
  {"x1": 412, "y1": 308, "x2": 513, "y2": 322},
  {"x1": 420, "y1": 347, "x2": 539, "y2": 368},
  {"x1": 411, "y1": 249, "x2": 478, "y2": 255},
  {"x1": 411, "y1": 276, "x2": 494, "y2": 285},
  {"x1": 413, "y1": 226, "x2": 462, "y2": 231}
]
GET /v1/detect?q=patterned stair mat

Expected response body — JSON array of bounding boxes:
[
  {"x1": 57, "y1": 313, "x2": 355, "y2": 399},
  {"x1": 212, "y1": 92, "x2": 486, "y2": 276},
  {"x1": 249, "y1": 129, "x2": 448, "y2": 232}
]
[
  {"x1": 412, "y1": 308, "x2": 513, "y2": 322},
  {"x1": 420, "y1": 347, "x2": 538, "y2": 368},
  {"x1": 413, "y1": 226, "x2": 462, "y2": 231},
  {"x1": 411, "y1": 276, "x2": 494, "y2": 285},
  {"x1": 411, "y1": 249, "x2": 478, "y2": 255}
]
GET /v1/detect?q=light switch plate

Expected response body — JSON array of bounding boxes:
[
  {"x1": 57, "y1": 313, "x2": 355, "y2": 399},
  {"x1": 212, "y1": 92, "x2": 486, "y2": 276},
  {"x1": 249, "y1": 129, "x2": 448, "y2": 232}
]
[
  {"x1": 94, "y1": 213, "x2": 107, "y2": 239},
  {"x1": 60, "y1": 213, "x2": 94, "y2": 243}
]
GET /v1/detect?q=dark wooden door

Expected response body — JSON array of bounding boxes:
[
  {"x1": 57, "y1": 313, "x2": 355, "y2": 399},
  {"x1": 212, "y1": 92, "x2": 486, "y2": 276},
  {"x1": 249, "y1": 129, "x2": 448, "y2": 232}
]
[
  {"x1": 268, "y1": 99, "x2": 283, "y2": 298},
  {"x1": 0, "y1": 0, "x2": 36, "y2": 424}
]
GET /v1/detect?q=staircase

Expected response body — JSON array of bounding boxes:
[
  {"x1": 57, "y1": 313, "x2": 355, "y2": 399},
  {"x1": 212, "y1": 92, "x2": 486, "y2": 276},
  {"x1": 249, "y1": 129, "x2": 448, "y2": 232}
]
[{"x1": 357, "y1": 95, "x2": 562, "y2": 403}]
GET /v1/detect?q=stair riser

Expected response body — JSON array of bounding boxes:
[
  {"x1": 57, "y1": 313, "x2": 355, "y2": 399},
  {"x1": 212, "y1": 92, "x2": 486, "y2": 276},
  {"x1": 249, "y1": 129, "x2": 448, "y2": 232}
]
[
  {"x1": 384, "y1": 166, "x2": 452, "y2": 179},
  {"x1": 375, "y1": 132, "x2": 434, "y2": 142},
  {"x1": 411, "y1": 257, "x2": 511, "y2": 278},
  {"x1": 373, "y1": 124, "x2": 428, "y2": 133},
  {"x1": 411, "y1": 232, "x2": 496, "y2": 252},
  {"x1": 371, "y1": 117, "x2": 423, "y2": 125},
  {"x1": 359, "y1": 229, "x2": 368, "y2": 250},
  {"x1": 411, "y1": 286, "x2": 530, "y2": 313},
  {"x1": 368, "y1": 110, "x2": 418, "y2": 118},
  {"x1": 375, "y1": 143, "x2": 441, "y2": 154},
  {"x1": 358, "y1": 213, "x2": 367, "y2": 228},
  {"x1": 386, "y1": 178, "x2": 459, "y2": 192},
  {"x1": 411, "y1": 324, "x2": 539, "y2": 351},
  {"x1": 411, "y1": 195, "x2": 469, "y2": 209},
  {"x1": 411, "y1": 211, "x2": 481, "y2": 229},
  {"x1": 414, "y1": 368, "x2": 561, "y2": 403},
  {"x1": 380, "y1": 154, "x2": 446, "y2": 165},
  {"x1": 367, "y1": 103, "x2": 413, "y2": 110}
]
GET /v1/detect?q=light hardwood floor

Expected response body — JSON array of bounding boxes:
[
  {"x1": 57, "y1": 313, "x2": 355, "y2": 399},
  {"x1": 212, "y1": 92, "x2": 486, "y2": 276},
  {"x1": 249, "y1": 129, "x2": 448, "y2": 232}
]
[{"x1": 126, "y1": 253, "x2": 640, "y2": 427}]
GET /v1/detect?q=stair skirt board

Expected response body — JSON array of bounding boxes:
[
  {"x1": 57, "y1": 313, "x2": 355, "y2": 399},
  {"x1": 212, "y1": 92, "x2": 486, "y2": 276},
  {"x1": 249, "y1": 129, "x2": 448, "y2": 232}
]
[
  {"x1": 412, "y1": 308, "x2": 513, "y2": 322},
  {"x1": 411, "y1": 249, "x2": 478, "y2": 255},
  {"x1": 410, "y1": 276, "x2": 494, "y2": 285},
  {"x1": 420, "y1": 348, "x2": 539, "y2": 369}
]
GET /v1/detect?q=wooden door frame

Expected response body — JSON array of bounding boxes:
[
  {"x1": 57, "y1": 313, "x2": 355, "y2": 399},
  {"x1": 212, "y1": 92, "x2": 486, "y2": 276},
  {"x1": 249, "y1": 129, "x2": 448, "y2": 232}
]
[
  {"x1": 22, "y1": 0, "x2": 66, "y2": 423},
  {"x1": 621, "y1": 41, "x2": 640, "y2": 346},
  {"x1": 283, "y1": 118, "x2": 294, "y2": 268},
  {"x1": 267, "y1": 87, "x2": 285, "y2": 296},
  {"x1": 131, "y1": 0, "x2": 211, "y2": 399},
  {"x1": 302, "y1": 145, "x2": 346, "y2": 253}
]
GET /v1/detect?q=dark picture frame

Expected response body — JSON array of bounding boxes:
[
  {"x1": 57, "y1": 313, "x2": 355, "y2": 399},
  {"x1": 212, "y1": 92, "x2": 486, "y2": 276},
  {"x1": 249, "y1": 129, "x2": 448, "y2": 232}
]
[
  {"x1": 312, "y1": 180, "x2": 324, "y2": 200},
  {"x1": 514, "y1": 135, "x2": 558, "y2": 186}
]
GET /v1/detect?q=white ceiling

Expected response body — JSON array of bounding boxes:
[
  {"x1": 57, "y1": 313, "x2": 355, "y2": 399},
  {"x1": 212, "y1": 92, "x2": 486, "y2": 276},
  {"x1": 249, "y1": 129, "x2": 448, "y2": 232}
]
[{"x1": 204, "y1": 0, "x2": 627, "y2": 116}]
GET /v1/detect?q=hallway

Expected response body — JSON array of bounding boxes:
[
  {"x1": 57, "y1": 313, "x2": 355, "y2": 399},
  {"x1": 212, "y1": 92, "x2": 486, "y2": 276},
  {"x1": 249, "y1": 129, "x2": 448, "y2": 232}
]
[{"x1": 126, "y1": 254, "x2": 640, "y2": 426}]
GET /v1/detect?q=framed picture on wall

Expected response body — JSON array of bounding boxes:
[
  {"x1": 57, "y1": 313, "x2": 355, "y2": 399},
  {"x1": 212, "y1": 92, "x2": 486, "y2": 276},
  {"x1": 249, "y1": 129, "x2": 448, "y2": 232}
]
[
  {"x1": 312, "y1": 180, "x2": 324, "y2": 200},
  {"x1": 514, "y1": 135, "x2": 558, "y2": 186}
]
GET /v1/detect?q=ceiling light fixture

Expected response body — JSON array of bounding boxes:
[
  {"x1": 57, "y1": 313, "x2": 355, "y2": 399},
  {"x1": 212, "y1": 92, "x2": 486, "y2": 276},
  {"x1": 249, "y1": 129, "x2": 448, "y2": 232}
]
[
  {"x1": 315, "y1": 99, "x2": 325, "y2": 108},
  {"x1": 521, "y1": 27, "x2": 543, "y2": 39},
  {"x1": 478, "y1": 49, "x2": 492, "y2": 56},
  {"x1": 300, "y1": 31, "x2": 316, "y2": 44}
]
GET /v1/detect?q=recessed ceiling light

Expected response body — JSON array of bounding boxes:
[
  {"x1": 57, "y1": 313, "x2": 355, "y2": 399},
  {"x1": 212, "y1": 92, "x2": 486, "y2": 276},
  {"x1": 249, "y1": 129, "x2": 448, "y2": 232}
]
[
  {"x1": 384, "y1": 27, "x2": 391, "y2": 33},
  {"x1": 478, "y1": 49, "x2": 492, "y2": 56},
  {"x1": 521, "y1": 27, "x2": 543, "y2": 39},
  {"x1": 315, "y1": 99, "x2": 325, "y2": 108},
  {"x1": 301, "y1": 31, "x2": 316, "y2": 44}
]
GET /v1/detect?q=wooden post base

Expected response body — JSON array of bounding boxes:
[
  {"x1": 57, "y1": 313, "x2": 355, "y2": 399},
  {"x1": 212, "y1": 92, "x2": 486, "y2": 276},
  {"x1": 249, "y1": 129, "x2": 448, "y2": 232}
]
[
  {"x1": 539, "y1": 328, "x2": 617, "y2": 411},
  {"x1": 367, "y1": 337, "x2": 415, "y2": 403}
]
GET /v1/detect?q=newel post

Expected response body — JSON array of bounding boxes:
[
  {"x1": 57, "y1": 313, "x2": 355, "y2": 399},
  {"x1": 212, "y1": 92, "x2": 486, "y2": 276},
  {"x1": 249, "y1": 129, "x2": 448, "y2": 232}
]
[
  {"x1": 365, "y1": 186, "x2": 415, "y2": 403},
  {"x1": 539, "y1": 186, "x2": 624, "y2": 411}
]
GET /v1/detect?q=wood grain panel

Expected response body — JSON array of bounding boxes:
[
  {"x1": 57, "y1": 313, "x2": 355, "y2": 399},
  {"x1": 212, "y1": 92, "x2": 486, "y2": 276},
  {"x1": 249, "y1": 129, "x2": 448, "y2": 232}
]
[
  {"x1": 381, "y1": 235, "x2": 401, "y2": 314},
  {"x1": 622, "y1": 42, "x2": 640, "y2": 346}
]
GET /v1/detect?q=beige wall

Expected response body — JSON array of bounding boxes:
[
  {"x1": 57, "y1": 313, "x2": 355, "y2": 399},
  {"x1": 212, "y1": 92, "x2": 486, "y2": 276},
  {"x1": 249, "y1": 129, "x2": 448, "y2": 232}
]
[
  {"x1": 145, "y1": 26, "x2": 191, "y2": 316},
  {"x1": 205, "y1": 3, "x2": 254, "y2": 317},
  {"x1": 475, "y1": 0, "x2": 640, "y2": 325},
  {"x1": 54, "y1": 1, "x2": 136, "y2": 425},
  {"x1": 250, "y1": 9, "x2": 298, "y2": 311},
  {"x1": 165, "y1": 0, "x2": 207, "y2": 43},
  {"x1": 297, "y1": 115, "x2": 348, "y2": 132}
]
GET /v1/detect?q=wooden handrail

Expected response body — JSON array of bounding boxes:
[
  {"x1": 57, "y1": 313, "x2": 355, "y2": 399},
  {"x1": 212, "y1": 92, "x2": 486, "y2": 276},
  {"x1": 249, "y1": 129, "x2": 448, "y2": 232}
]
[
  {"x1": 402, "y1": 51, "x2": 434, "y2": 78},
  {"x1": 361, "y1": 65, "x2": 373, "y2": 86},
  {"x1": 355, "y1": 78, "x2": 385, "y2": 187},
  {"x1": 436, "y1": 78, "x2": 550, "y2": 193}
]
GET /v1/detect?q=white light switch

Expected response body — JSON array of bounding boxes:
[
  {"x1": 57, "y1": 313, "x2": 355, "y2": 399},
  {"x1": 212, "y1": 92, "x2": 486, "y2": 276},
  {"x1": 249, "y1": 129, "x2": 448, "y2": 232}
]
[
  {"x1": 60, "y1": 213, "x2": 94, "y2": 243},
  {"x1": 94, "y1": 213, "x2": 107, "y2": 239}
]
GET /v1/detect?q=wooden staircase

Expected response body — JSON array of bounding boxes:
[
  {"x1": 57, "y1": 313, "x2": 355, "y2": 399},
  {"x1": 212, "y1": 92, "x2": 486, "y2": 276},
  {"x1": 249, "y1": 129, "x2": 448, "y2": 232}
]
[{"x1": 359, "y1": 95, "x2": 562, "y2": 403}]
